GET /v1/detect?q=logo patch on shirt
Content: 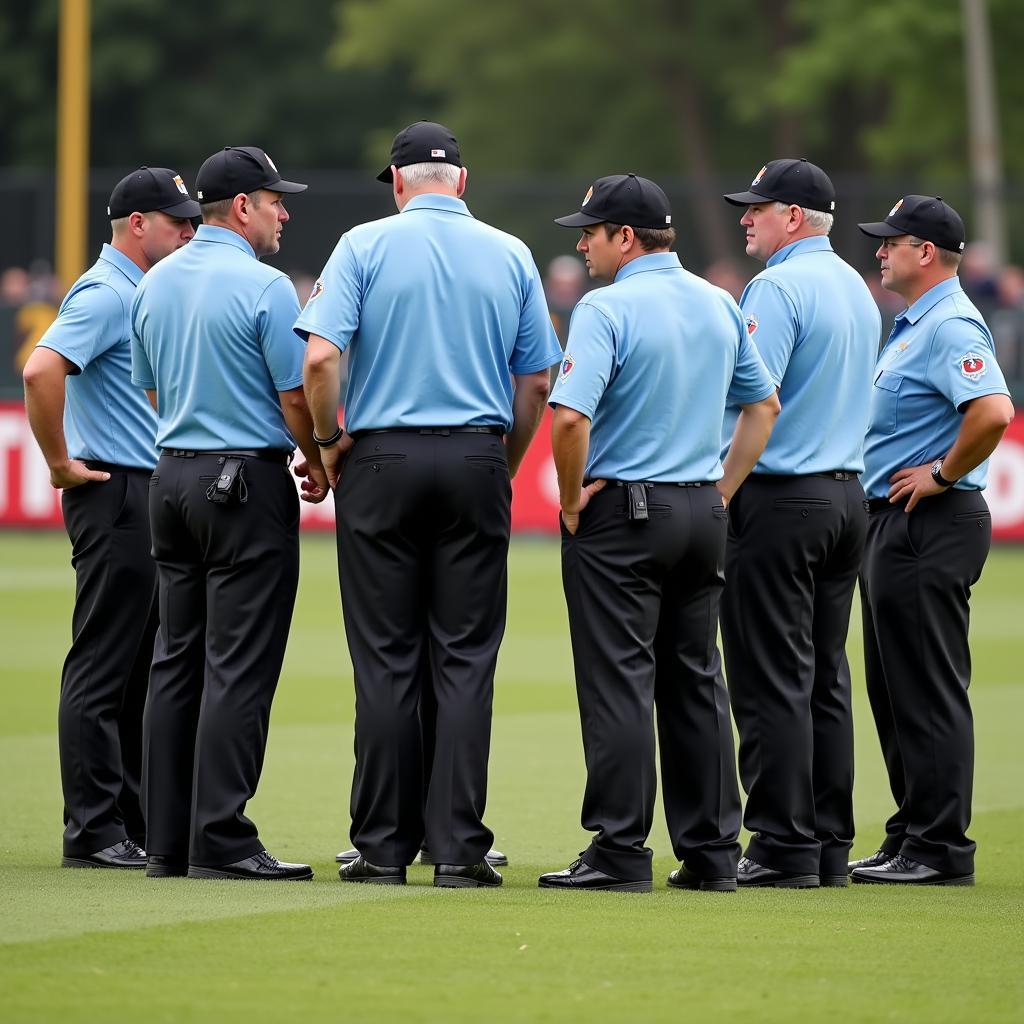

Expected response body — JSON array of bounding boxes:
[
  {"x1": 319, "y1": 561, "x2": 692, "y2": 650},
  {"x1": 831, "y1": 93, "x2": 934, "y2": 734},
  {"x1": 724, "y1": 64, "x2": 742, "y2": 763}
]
[
  {"x1": 560, "y1": 353, "x2": 575, "y2": 381},
  {"x1": 751, "y1": 165, "x2": 767, "y2": 187},
  {"x1": 431, "y1": 148, "x2": 446, "y2": 158},
  {"x1": 959, "y1": 353, "x2": 987, "y2": 381},
  {"x1": 308, "y1": 279, "x2": 324, "y2": 302},
  {"x1": 581, "y1": 186, "x2": 594, "y2": 206},
  {"x1": 745, "y1": 314, "x2": 758, "y2": 336},
  {"x1": 889, "y1": 198, "x2": 904, "y2": 217},
  {"x1": 173, "y1": 174, "x2": 188, "y2": 195}
]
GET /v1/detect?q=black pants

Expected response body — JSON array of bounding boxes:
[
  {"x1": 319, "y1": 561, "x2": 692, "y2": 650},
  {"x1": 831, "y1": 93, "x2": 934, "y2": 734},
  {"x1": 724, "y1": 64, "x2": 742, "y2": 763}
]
[
  {"x1": 860, "y1": 489, "x2": 990, "y2": 875},
  {"x1": 561, "y1": 483, "x2": 741, "y2": 883},
  {"x1": 59, "y1": 468, "x2": 157, "y2": 856},
  {"x1": 720, "y1": 474, "x2": 865, "y2": 877},
  {"x1": 336, "y1": 432, "x2": 510, "y2": 867},
  {"x1": 144, "y1": 452, "x2": 299, "y2": 867}
]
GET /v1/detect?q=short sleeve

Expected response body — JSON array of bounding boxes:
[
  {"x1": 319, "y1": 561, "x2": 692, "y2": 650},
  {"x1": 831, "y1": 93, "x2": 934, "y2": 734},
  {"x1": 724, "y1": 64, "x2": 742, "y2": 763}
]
[
  {"x1": 37, "y1": 284, "x2": 124, "y2": 373},
  {"x1": 738, "y1": 278, "x2": 798, "y2": 387},
  {"x1": 293, "y1": 234, "x2": 362, "y2": 352},
  {"x1": 256, "y1": 276, "x2": 305, "y2": 391},
  {"x1": 548, "y1": 301, "x2": 616, "y2": 418},
  {"x1": 509, "y1": 257, "x2": 562, "y2": 375},
  {"x1": 928, "y1": 318, "x2": 1009, "y2": 411},
  {"x1": 727, "y1": 306, "x2": 777, "y2": 406}
]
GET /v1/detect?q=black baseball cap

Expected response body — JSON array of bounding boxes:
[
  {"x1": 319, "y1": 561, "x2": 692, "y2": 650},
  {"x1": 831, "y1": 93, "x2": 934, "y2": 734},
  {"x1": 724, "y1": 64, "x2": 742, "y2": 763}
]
[
  {"x1": 858, "y1": 195, "x2": 966, "y2": 253},
  {"x1": 554, "y1": 174, "x2": 673, "y2": 230},
  {"x1": 107, "y1": 167, "x2": 201, "y2": 219},
  {"x1": 195, "y1": 146, "x2": 307, "y2": 203},
  {"x1": 377, "y1": 121, "x2": 462, "y2": 183},
  {"x1": 723, "y1": 158, "x2": 835, "y2": 214}
]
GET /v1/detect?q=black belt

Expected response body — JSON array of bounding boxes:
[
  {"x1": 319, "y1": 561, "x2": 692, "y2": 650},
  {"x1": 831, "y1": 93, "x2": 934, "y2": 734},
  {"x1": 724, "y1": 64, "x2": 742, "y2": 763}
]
[
  {"x1": 84, "y1": 461, "x2": 154, "y2": 476},
  {"x1": 752, "y1": 471, "x2": 858, "y2": 482},
  {"x1": 349, "y1": 426, "x2": 504, "y2": 441},
  {"x1": 812, "y1": 471, "x2": 858, "y2": 481},
  {"x1": 162, "y1": 449, "x2": 292, "y2": 466},
  {"x1": 606, "y1": 480, "x2": 715, "y2": 489},
  {"x1": 865, "y1": 498, "x2": 901, "y2": 513}
]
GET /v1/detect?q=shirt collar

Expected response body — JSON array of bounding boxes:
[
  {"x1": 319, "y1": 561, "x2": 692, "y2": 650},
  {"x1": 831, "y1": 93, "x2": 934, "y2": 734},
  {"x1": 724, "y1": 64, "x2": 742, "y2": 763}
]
[
  {"x1": 99, "y1": 243, "x2": 144, "y2": 286},
  {"x1": 897, "y1": 276, "x2": 963, "y2": 325},
  {"x1": 766, "y1": 235, "x2": 833, "y2": 268},
  {"x1": 193, "y1": 223, "x2": 256, "y2": 258},
  {"x1": 614, "y1": 251, "x2": 682, "y2": 283},
  {"x1": 401, "y1": 194, "x2": 473, "y2": 218}
]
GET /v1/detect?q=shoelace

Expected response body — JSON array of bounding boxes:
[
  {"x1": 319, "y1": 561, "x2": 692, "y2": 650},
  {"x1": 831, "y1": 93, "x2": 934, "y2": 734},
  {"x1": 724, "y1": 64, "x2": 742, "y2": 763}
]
[
  {"x1": 255, "y1": 850, "x2": 281, "y2": 869},
  {"x1": 885, "y1": 854, "x2": 917, "y2": 872},
  {"x1": 121, "y1": 839, "x2": 145, "y2": 858}
]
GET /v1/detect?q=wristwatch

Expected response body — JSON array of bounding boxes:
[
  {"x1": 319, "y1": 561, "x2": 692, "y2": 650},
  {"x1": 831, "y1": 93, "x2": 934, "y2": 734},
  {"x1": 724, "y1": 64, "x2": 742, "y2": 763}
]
[{"x1": 930, "y1": 458, "x2": 957, "y2": 489}]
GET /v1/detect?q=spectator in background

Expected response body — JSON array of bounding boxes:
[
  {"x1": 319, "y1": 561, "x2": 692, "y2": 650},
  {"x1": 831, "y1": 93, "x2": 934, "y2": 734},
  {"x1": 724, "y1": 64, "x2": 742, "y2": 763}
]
[
  {"x1": 959, "y1": 241, "x2": 1000, "y2": 314},
  {"x1": 703, "y1": 258, "x2": 747, "y2": 302},
  {"x1": 1, "y1": 267, "x2": 32, "y2": 307},
  {"x1": 991, "y1": 263, "x2": 1024, "y2": 380},
  {"x1": 544, "y1": 254, "x2": 587, "y2": 348}
]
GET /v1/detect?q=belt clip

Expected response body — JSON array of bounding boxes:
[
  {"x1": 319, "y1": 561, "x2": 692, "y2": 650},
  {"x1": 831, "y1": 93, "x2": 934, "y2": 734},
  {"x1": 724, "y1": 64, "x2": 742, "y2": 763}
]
[{"x1": 627, "y1": 482, "x2": 650, "y2": 522}]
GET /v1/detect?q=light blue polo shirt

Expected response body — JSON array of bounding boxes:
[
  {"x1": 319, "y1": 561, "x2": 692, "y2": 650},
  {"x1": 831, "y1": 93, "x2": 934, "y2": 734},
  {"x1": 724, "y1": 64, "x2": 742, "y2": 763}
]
[
  {"x1": 862, "y1": 277, "x2": 1009, "y2": 499},
  {"x1": 723, "y1": 236, "x2": 880, "y2": 474},
  {"x1": 549, "y1": 252, "x2": 775, "y2": 482},
  {"x1": 293, "y1": 193, "x2": 561, "y2": 432},
  {"x1": 36, "y1": 244, "x2": 158, "y2": 469},
  {"x1": 131, "y1": 225, "x2": 304, "y2": 451}
]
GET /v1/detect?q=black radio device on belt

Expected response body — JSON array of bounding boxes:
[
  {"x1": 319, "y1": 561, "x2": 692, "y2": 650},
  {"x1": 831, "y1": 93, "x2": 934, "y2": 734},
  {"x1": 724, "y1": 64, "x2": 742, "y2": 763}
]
[
  {"x1": 206, "y1": 456, "x2": 247, "y2": 504},
  {"x1": 627, "y1": 482, "x2": 650, "y2": 522}
]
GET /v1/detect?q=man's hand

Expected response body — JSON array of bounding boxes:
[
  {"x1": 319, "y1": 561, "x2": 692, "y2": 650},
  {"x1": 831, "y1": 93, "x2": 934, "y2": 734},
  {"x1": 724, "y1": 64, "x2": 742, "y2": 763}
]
[
  {"x1": 714, "y1": 482, "x2": 732, "y2": 508},
  {"x1": 561, "y1": 479, "x2": 606, "y2": 535},
  {"x1": 293, "y1": 459, "x2": 330, "y2": 504},
  {"x1": 49, "y1": 459, "x2": 110, "y2": 490},
  {"x1": 888, "y1": 463, "x2": 946, "y2": 513},
  {"x1": 320, "y1": 433, "x2": 356, "y2": 490}
]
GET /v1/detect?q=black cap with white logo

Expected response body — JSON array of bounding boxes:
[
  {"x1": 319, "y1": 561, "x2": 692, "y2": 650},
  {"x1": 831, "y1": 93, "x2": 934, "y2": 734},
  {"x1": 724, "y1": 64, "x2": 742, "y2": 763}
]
[
  {"x1": 377, "y1": 121, "x2": 463, "y2": 183},
  {"x1": 858, "y1": 195, "x2": 966, "y2": 253},
  {"x1": 554, "y1": 174, "x2": 673, "y2": 230},
  {"x1": 195, "y1": 146, "x2": 307, "y2": 203},
  {"x1": 723, "y1": 158, "x2": 836, "y2": 214},
  {"x1": 107, "y1": 167, "x2": 201, "y2": 219}
]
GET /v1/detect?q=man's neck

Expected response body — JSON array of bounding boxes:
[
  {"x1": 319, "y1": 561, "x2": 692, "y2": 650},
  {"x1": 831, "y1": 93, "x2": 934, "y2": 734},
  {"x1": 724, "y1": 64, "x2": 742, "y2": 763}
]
[
  {"x1": 110, "y1": 236, "x2": 150, "y2": 274},
  {"x1": 896, "y1": 270, "x2": 958, "y2": 308}
]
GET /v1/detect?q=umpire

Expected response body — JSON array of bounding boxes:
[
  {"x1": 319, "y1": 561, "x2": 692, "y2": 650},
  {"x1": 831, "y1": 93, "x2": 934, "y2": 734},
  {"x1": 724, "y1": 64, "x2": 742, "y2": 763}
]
[
  {"x1": 131, "y1": 146, "x2": 328, "y2": 881},
  {"x1": 719, "y1": 159, "x2": 880, "y2": 888},
  {"x1": 23, "y1": 167, "x2": 198, "y2": 869},
  {"x1": 299, "y1": 121, "x2": 560, "y2": 888},
  {"x1": 852, "y1": 197, "x2": 1013, "y2": 886},
  {"x1": 540, "y1": 175, "x2": 779, "y2": 892}
]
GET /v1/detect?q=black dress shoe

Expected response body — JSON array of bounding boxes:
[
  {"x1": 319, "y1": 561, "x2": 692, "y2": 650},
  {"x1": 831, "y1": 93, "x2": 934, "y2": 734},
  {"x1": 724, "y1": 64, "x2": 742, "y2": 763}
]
[
  {"x1": 188, "y1": 850, "x2": 313, "y2": 881},
  {"x1": 420, "y1": 845, "x2": 509, "y2": 868},
  {"x1": 666, "y1": 864, "x2": 736, "y2": 892},
  {"x1": 847, "y1": 849, "x2": 893, "y2": 873},
  {"x1": 538, "y1": 857, "x2": 651, "y2": 893},
  {"x1": 62, "y1": 839, "x2": 147, "y2": 870},
  {"x1": 146, "y1": 855, "x2": 188, "y2": 878},
  {"x1": 851, "y1": 853, "x2": 974, "y2": 886},
  {"x1": 819, "y1": 873, "x2": 849, "y2": 888},
  {"x1": 737, "y1": 856, "x2": 819, "y2": 889},
  {"x1": 434, "y1": 861, "x2": 503, "y2": 888},
  {"x1": 338, "y1": 856, "x2": 406, "y2": 885}
]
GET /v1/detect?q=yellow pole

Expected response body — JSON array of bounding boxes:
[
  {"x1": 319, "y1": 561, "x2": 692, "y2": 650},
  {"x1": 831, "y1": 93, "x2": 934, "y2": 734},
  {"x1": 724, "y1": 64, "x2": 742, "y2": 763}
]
[{"x1": 56, "y1": 0, "x2": 90, "y2": 290}]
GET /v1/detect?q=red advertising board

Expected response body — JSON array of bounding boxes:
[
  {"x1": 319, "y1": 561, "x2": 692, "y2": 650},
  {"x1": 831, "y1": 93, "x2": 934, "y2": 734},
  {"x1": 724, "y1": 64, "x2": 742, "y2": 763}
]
[{"x1": 3, "y1": 401, "x2": 1024, "y2": 540}]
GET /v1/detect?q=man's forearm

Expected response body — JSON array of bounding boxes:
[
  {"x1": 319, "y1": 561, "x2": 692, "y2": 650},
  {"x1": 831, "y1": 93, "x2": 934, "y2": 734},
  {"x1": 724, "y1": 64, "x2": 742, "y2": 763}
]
[
  {"x1": 280, "y1": 388, "x2": 325, "y2": 468},
  {"x1": 303, "y1": 336, "x2": 343, "y2": 440},
  {"x1": 505, "y1": 369, "x2": 551, "y2": 476},
  {"x1": 551, "y1": 408, "x2": 590, "y2": 512},
  {"x1": 940, "y1": 396, "x2": 1015, "y2": 481},
  {"x1": 23, "y1": 353, "x2": 70, "y2": 470},
  {"x1": 720, "y1": 397, "x2": 780, "y2": 499}
]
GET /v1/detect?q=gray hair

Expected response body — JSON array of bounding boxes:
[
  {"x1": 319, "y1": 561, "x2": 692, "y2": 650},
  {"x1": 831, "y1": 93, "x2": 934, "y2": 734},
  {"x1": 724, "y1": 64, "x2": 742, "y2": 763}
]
[
  {"x1": 398, "y1": 162, "x2": 462, "y2": 190},
  {"x1": 773, "y1": 201, "x2": 833, "y2": 235}
]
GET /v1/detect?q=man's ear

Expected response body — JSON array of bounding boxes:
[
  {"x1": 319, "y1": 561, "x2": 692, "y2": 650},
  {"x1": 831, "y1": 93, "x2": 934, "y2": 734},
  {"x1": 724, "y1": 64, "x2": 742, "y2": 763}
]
[{"x1": 457, "y1": 166, "x2": 468, "y2": 197}]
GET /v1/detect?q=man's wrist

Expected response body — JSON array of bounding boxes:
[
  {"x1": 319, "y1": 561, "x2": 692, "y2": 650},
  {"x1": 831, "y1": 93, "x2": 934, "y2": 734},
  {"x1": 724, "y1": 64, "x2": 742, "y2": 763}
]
[
  {"x1": 931, "y1": 458, "x2": 958, "y2": 489},
  {"x1": 313, "y1": 424, "x2": 343, "y2": 447}
]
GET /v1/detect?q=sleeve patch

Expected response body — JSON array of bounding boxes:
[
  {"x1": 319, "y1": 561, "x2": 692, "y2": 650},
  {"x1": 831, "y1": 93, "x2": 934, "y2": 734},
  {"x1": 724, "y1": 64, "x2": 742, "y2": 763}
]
[
  {"x1": 745, "y1": 314, "x2": 758, "y2": 335},
  {"x1": 958, "y1": 352, "x2": 987, "y2": 381},
  {"x1": 560, "y1": 352, "x2": 575, "y2": 381}
]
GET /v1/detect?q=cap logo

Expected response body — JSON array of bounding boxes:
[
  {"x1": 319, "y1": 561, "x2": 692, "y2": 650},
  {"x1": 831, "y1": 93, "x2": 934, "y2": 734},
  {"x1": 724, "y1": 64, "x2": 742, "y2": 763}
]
[
  {"x1": 197, "y1": 190, "x2": 204, "y2": 200},
  {"x1": 173, "y1": 174, "x2": 188, "y2": 195},
  {"x1": 431, "y1": 148, "x2": 446, "y2": 158},
  {"x1": 560, "y1": 353, "x2": 576, "y2": 381},
  {"x1": 888, "y1": 198, "x2": 904, "y2": 217},
  {"x1": 829, "y1": 201, "x2": 835, "y2": 211},
  {"x1": 665, "y1": 215, "x2": 672, "y2": 225},
  {"x1": 265, "y1": 153, "x2": 279, "y2": 173},
  {"x1": 745, "y1": 314, "x2": 759, "y2": 336},
  {"x1": 308, "y1": 279, "x2": 324, "y2": 302},
  {"x1": 959, "y1": 353, "x2": 987, "y2": 381},
  {"x1": 751, "y1": 165, "x2": 767, "y2": 187},
  {"x1": 581, "y1": 186, "x2": 594, "y2": 206},
  {"x1": 106, "y1": 206, "x2": 112, "y2": 215}
]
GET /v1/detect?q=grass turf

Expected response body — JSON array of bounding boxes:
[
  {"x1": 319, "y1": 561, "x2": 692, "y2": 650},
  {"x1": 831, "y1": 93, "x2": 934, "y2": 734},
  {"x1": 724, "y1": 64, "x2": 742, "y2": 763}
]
[{"x1": 1, "y1": 532, "x2": 1021, "y2": 1022}]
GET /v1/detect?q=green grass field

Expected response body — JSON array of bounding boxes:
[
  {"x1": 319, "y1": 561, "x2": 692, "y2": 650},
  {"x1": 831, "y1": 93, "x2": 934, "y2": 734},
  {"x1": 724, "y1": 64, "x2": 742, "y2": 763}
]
[{"x1": 1, "y1": 532, "x2": 1021, "y2": 1022}]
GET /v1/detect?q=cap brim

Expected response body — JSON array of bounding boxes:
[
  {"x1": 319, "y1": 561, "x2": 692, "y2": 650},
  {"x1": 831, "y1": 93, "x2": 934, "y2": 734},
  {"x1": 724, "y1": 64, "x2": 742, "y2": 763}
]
[
  {"x1": 857, "y1": 220, "x2": 903, "y2": 239},
  {"x1": 722, "y1": 189, "x2": 772, "y2": 207},
  {"x1": 160, "y1": 198, "x2": 202, "y2": 218},
  {"x1": 554, "y1": 211, "x2": 606, "y2": 227},
  {"x1": 377, "y1": 166, "x2": 394, "y2": 184},
  {"x1": 268, "y1": 178, "x2": 308, "y2": 195}
]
